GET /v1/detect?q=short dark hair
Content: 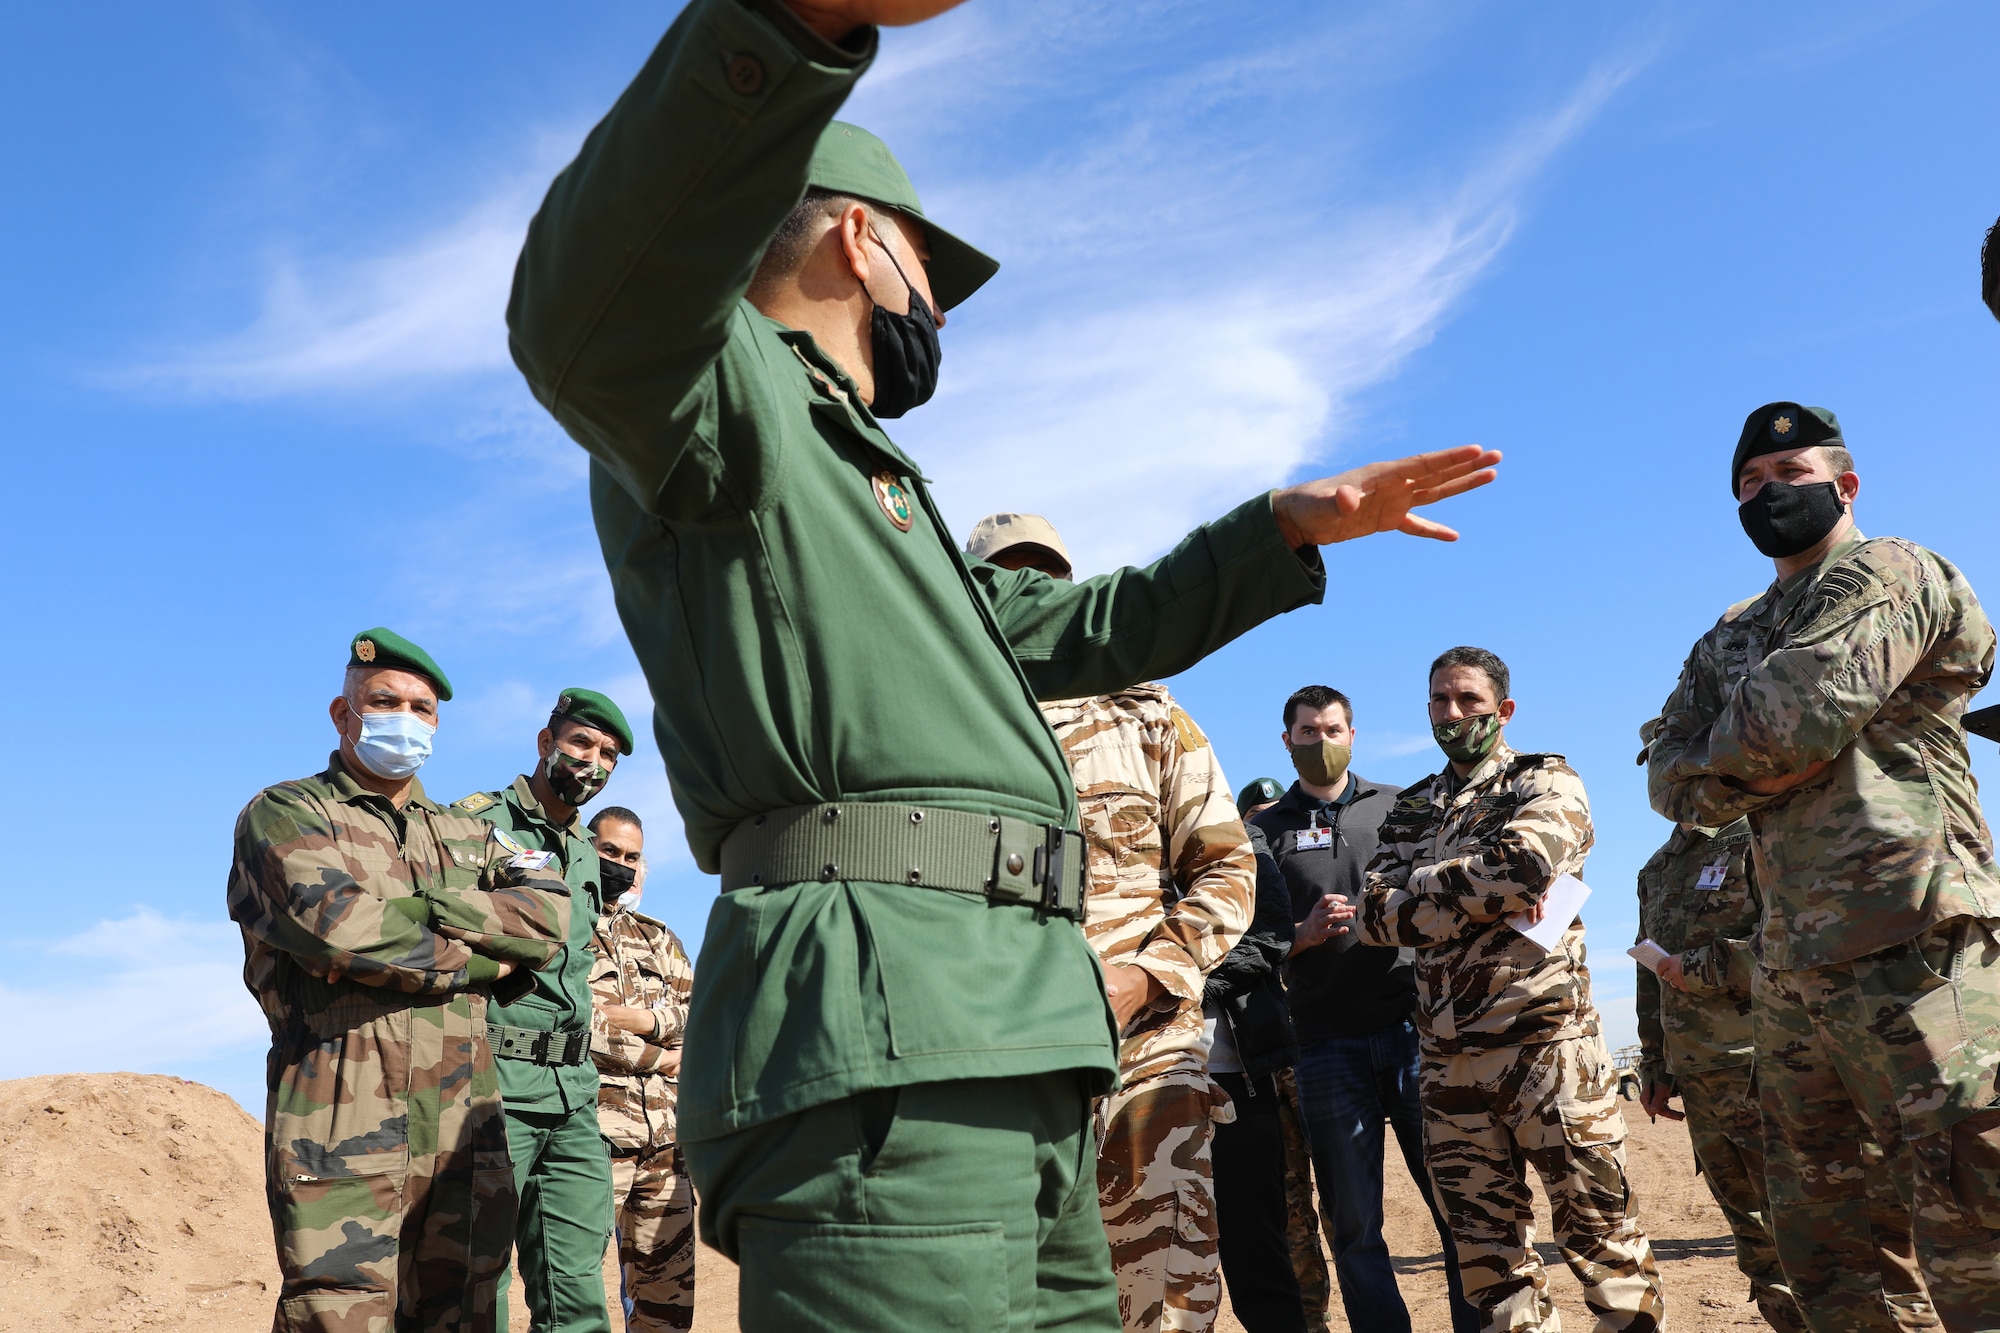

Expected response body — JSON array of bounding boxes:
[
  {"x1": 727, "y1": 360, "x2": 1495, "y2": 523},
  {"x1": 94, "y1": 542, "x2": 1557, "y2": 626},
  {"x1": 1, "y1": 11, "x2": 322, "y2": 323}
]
[
  {"x1": 753, "y1": 187, "x2": 862, "y2": 292},
  {"x1": 588, "y1": 806, "x2": 643, "y2": 835},
  {"x1": 1283, "y1": 685, "x2": 1353, "y2": 731},
  {"x1": 1983, "y1": 214, "x2": 2000, "y2": 323},
  {"x1": 1429, "y1": 646, "x2": 1510, "y2": 703}
]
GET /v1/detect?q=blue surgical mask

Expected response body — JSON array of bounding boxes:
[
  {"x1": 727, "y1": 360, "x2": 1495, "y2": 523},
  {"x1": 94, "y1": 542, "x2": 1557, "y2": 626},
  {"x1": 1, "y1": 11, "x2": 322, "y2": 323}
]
[{"x1": 348, "y1": 705, "x2": 435, "y2": 779}]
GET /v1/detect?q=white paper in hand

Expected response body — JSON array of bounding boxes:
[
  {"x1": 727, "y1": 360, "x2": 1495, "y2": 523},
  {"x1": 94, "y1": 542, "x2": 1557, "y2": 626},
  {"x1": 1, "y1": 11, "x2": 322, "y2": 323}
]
[
  {"x1": 1507, "y1": 872, "x2": 1591, "y2": 953},
  {"x1": 1627, "y1": 938, "x2": 1673, "y2": 974}
]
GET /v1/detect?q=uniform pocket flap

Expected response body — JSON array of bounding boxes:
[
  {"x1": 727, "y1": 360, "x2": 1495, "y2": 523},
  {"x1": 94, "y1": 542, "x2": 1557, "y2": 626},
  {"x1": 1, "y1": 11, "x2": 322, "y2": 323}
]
[{"x1": 737, "y1": 1218, "x2": 1007, "y2": 1331}]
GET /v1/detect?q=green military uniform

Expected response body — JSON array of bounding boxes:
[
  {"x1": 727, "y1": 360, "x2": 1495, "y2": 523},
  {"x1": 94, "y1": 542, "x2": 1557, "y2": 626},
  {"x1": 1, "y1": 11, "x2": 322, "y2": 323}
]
[
  {"x1": 505, "y1": 1, "x2": 1326, "y2": 1327},
  {"x1": 1653, "y1": 402, "x2": 2000, "y2": 1333},
  {"x1": 454, "y1": 777, "x2": 612, "y2": 1333},
  {"x1": 228, "y1": 629, "x2": 575, "y2": 1333}
]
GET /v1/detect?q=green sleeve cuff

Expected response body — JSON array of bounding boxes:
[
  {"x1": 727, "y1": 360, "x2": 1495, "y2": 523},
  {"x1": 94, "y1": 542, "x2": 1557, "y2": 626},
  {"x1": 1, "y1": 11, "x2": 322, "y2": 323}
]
[
  {"x1": 1213, "y1": 491, "x2": 1326, "y2": 611},
  {"x1": 739, "y1": 0, "x2": 876, "y2": 66},
  {"x1": 463, "y1": 955, "x2": 502, "y2": 990}
]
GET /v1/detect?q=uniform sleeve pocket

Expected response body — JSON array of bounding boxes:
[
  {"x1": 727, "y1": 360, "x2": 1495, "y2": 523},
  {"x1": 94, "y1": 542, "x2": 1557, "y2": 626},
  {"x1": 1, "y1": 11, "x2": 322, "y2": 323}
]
[{"x1": 737, "y1": 1218, "x2": 1007, "y2": 1331}]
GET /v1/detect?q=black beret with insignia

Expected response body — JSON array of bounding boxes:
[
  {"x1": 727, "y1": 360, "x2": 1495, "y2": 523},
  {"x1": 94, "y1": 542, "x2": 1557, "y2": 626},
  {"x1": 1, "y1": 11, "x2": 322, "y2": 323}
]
[
  {"x1": 1730, "y1": 401, "x2": 1843, "y2": 495},
  {"x1": 347, "y1": 627, "x2": 453, "y2": 701}
]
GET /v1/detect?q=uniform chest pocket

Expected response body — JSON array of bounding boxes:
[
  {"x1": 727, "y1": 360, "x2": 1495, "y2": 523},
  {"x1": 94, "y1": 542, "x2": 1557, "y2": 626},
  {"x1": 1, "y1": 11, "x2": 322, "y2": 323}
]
[
  {"x1": 1458, "y1": 795, "x2": 1518, "y2": 841},
  {"x1": 1077, "y1": 788, "x2": 1164, "y2": 891}
]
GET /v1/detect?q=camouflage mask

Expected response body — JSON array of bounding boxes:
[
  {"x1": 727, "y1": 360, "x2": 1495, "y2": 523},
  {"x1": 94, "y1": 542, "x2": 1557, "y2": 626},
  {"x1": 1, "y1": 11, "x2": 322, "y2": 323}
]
[
  {"x1": 1287, "y1": 738, "x2": 1351, "y2": 788},
  {"x1": 544, "y1": 747, "x2": 610, "y2": 807},
  {"x1": 1433, "y1": 711, "x2": 1503, "y2": 765}
]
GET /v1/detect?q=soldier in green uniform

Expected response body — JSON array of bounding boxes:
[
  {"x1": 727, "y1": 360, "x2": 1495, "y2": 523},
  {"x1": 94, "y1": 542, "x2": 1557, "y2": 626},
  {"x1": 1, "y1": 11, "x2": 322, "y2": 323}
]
[
  {"x1": 227, "y1": 629, "x2": 574, "y2": 1333},
  {"x1": 506, "y1": 1, "x2": 1499, "y2": 1326},
  {"x1": 1650, "y1": 404, "x2": 2000, "y2": 1332},
  {"x1": 452, "y1": 689, "x2": 635, "y2": 1333}
]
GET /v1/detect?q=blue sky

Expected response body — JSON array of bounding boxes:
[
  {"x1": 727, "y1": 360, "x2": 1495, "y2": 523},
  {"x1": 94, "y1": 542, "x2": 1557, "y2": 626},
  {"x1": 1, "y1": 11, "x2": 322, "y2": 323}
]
[{"x1": 3, "y1": 1, "x2": 1997, "y2": 1115}]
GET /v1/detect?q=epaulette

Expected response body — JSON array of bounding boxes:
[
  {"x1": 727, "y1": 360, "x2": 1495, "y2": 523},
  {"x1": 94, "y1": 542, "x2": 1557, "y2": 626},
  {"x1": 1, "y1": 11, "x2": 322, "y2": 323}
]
[
  {"x1": 631, "y1": 909, "x2": 668, "y2": 931},
  {"x1": 1507, "y1": 752, "x2": 1567, "y2": 771},
  {"x1": 1168, "y1": 705, "x2": 1209, "y2": 752},
  {"x1": 453, "y1": 791, "x2": 499, "y2": 814}
]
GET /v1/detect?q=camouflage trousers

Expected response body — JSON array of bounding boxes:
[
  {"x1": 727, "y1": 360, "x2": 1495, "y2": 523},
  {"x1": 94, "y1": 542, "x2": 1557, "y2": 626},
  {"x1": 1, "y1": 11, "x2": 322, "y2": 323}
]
[
  {"x1": 1097, "y1": 1070, "x2": 1233, "y2": 1333},
  {"x1": 1420, "y1": 1035, "x2": 1665, "y2": 1332},
  {"x1": 264, "y1": 995, "x2": 516, "y2": 1333},
  {"x1": 1274, "y1": 1068, "x2": 1333, "y2": 1330},
  {"x1": 1755, "y1": 916, "x2": 2000, "y2": 1333},
  {"x1": 1676, "y1": 1063, "x2": 1808, "y2": 1332},
  {"x1": 608, "y1": 1148, "x2": 695, "y2": 1332}
]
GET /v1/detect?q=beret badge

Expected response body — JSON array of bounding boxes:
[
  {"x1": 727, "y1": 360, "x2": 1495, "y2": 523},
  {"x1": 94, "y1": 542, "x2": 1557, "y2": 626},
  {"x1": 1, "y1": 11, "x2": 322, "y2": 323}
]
[{"x1": 355, "y1": 638, "x2": 377, "y2": 663}]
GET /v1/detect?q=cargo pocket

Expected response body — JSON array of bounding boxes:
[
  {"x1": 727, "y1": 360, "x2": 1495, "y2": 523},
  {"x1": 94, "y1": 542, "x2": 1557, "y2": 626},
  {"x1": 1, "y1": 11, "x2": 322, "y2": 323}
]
[
  {"x1": 1173, "y1": 1178, "x2": 1217, "y2": 1249},
  {"x1": 737, "y1": 1217, "x2": 1008, "y2": 1332},
  {"x1": 1914, "y1": 1104, "x2": 2000, "y2": 1247},
  {"x1": 273, "y1": 1157, "x2": 404, "y2": 1296}
]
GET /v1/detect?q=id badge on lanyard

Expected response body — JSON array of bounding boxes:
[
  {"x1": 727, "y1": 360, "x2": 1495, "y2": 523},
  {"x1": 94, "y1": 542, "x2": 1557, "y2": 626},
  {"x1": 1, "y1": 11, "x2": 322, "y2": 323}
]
[{"x1": 1295, "y1": 827, "x2": 1333, "y2": 852}]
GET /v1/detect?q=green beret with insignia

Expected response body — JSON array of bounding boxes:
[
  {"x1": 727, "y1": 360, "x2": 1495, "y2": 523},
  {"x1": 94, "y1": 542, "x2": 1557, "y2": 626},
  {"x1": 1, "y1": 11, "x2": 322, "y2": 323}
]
[
  {"x1": 348, "y1": 627, "x2": 453, "y2": 701},
  {"x1": 1730, "y1": 401, "x2": 1843, "y2": 495},
  {"x1": 1236, "y1": 776, "x2": 1284, "y2": 815},
  {"x1": 551, "y1": 688, "x2": 634, "y2": 756}
]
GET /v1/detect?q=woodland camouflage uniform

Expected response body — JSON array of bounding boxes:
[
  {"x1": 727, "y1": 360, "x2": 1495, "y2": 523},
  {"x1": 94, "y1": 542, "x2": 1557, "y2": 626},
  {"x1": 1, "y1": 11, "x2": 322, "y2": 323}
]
[
  {"x1": 1357, "y1": 741, "x2": 1664, "y2": 1333},
  {"x1": 1041, "y1": 684, "x2": 1254, "y2": 1333},
  {"x1": 588, "y1": 905, "x2": 697, "y2": 1332},
  {"x1": 1652, "y1": 533, "x2": 2000, "y2": 1333},
  {"x1": 227, "y1": 754, "x2": 572, "y2": 1333}
]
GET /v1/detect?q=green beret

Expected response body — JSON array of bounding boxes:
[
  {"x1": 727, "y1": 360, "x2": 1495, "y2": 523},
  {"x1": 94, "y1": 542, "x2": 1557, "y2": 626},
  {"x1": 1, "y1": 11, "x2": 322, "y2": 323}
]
[
  {"x1": 807, "y1": 121, "x2": 999, "y2": 312},
  {"x1": 1236, "y1": 776, "x2": 1285, "y2": 815},
  {"x1": 347, "y1": 627, "x2": 452, "y2": 701},
  {"x1": 1730, "y1": 401, "x2": 1843, "y2": 495},
  {"x1": 551, "y1": 688, "x2": 634, "y2": 756}
]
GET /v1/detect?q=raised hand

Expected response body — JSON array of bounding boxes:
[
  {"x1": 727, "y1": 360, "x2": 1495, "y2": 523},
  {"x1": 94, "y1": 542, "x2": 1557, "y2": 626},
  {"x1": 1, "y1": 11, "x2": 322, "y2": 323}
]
[
  {"x1": 1273, "y1": 445, "x2": 1502, "y2": 547},
  {"x1": 785, "y1": 0, "x2": 970, "y2": 41}
]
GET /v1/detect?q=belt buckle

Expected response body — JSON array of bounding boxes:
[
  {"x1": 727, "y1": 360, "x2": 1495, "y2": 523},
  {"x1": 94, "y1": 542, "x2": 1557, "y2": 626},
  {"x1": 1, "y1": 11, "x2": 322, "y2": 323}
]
[{"x1": 1032, "y1": 826, "x2": 1084, "y2": 921}]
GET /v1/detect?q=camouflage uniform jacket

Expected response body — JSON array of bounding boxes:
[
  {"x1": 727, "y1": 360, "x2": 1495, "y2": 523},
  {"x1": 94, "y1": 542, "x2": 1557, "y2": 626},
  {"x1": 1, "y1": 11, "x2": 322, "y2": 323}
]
[
  {"x1": 1650, "y1": 531, "x2": 2000, "y2": 968},
  {"x1": 1634, "y1": 820, "x2": 1758, "y2": 1091},
  {"x1": 1040, "y1": 684, "x2": 1255, "y2": 1085},
  {"x1": 226, "y1": 755, "x2": 573, "y2": 1153},
  {"x1": 589, "y1": 906, "x2": 694, "y2": 1154},
  {"x1": 1355, "y1": 743, "x2": 1599, "y2": 1054}
]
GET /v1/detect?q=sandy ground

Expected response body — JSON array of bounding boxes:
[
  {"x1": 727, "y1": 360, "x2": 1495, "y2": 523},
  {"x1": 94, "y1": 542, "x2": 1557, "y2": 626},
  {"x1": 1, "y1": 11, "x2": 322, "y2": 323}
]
[{"x1": 2, "y1": 1072, "x2": 1765, "y2": 1331}]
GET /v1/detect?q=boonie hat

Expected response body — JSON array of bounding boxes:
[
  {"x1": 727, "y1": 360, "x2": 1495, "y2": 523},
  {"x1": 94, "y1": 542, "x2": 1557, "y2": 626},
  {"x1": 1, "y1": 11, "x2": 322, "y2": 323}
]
[
  {"x1": 1730, "y1": 402, "x2": 1843, "y2": 495},
  {"x1": 552, "y1": 688, "x2": 635, "y2": 756},
  {"x1": 348, "y1": 627, "x2": 453, "y2": 701},
  {"x1": 807, "y1": 122, "x2": 999, "y2": 311},
  {"x1": 965, "y1": 512, "x2": 1073, "y2": 577},
  {"x1": 1237, "y1": 777, "x2": 1285, "y2": 814}
]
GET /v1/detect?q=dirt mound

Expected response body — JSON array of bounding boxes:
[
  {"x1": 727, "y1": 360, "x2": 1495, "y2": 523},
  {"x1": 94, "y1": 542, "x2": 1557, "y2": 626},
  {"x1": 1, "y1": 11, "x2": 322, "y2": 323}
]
[
  {"x1": 0, "y1": 1073, "x2": 277, "y2": 1331},
  {"x1": 0, "y1": 1072, "x2": 1763, "y2": 1331}
]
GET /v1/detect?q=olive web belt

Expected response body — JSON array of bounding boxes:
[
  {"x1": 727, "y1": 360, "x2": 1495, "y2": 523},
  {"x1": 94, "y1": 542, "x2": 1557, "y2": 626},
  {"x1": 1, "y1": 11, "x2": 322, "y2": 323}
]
[
  {"x1": 486, "y1": 1024, "x2": 591, "y2": 1067},
  {"x1": 719, "y1": 802, "x2": 1087, "y2": 921}
]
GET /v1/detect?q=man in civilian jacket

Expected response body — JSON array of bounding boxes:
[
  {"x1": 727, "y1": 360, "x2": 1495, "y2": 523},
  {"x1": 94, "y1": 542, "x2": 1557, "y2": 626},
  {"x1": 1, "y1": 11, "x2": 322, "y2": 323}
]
[{"x1": 1251, "y1": 685, "x2": 1477, "y2": 1333}]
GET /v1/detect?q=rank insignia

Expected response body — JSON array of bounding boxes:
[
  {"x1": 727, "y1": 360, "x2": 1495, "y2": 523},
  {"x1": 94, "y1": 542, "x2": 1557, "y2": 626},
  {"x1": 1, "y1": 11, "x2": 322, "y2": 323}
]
[
  {"x1": 355, "y1": 638, "x2": 376, "y2": 663},
  {"x1": 455, "y1": 792, "x2": 497, "y2": 814},
  {"x1": 1770, "y1": 413, "x2": 1794, "y2": 440},
  {"x1": 873, "y1": 470, "x2": 914, "y2": 532}
]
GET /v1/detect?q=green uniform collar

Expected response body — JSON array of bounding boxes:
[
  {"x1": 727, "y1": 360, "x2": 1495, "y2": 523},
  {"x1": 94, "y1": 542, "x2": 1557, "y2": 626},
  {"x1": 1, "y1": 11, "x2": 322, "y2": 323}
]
[{"x1": 502, "y1": 774, "x2": 588, "y2": 844}]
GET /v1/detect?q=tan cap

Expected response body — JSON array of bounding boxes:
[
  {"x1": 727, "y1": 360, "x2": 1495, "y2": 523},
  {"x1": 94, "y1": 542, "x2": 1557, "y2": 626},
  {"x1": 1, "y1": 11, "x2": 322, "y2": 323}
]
[{"x1": 965, "y1": 512, "x2": 1072, "y2": 576}]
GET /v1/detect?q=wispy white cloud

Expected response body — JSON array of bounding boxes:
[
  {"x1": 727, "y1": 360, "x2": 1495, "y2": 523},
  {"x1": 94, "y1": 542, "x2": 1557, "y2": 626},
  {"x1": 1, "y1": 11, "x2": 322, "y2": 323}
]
[{"x1": 0, "y1": 910, "x2": 265, "y2": 1080}]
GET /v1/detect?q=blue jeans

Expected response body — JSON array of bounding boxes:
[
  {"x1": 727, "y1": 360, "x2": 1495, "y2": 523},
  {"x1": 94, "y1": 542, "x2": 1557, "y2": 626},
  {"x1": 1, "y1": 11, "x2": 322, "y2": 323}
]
[{"x1": 1293, "y1": 1021, "x2": 1479, "y2": 1333}]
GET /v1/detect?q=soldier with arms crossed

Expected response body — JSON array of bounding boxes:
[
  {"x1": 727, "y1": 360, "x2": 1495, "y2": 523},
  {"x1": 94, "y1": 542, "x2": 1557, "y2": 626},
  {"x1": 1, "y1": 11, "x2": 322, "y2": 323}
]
[
  {"x1": 586, "y1": 807, "x2": 698, "y2": 1332},
  {"x1": 226, "y1": 630, "x2": 572, "y2": 1333},
  {"x1": 507, "y1": 0, "x2": 1498, "y2": 1324},
  {"x1": 1356, "y1": 647, "x2": 1664, "y2": 1333},
  {"x1": 1649, "y1": 404, "x2": 2000, "y2": 1332}
]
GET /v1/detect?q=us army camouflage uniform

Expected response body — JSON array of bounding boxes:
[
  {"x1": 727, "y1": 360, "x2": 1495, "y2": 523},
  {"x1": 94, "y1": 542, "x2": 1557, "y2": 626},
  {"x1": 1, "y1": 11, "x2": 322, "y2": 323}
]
[
  {"x1": 1652, "y1": 533, "x2": 2000, "y2": 1333},
  {"x1": 1357, "y1": 742, "x2": 1664, "y2": 1333},
  {"x1": 588, "y1": 906, "x2": 697, "y2": 1332},
  {"x1": 1041, "y1": 685, "x2": 1255, "y2": 1333},
  {"x1": 227, "y1": 754, "x2": 572, "y2": 1333},
  {"x1": 1274, "y1": 1067, "x2": 1333, "y2": 1329}
]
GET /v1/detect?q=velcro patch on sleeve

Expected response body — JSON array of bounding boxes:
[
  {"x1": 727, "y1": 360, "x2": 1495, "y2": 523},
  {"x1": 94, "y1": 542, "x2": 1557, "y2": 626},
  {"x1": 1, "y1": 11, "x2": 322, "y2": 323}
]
[{"x1": 1169, "y1": 706, "x2": 1209, "y2": 752}]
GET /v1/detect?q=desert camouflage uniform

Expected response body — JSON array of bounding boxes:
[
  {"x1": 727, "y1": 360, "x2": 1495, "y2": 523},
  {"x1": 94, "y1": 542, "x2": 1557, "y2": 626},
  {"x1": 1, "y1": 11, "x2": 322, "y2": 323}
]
[
  {"x1": 1357, "y1": 742, "x2": 1664, "y2": 1333},
  {"x1": 588, "y1": 906, "x2": 697, "y2": 1332},
  {"x1": 227, "y1": 754, "x2": 572, "y2": 1333},
  {"x1": 1042, "y1": 684, "x2": 1254, "y2": 1333},
  {"x1": 1652, "y1": 533, "x2": 2000, "y2": 1333}
]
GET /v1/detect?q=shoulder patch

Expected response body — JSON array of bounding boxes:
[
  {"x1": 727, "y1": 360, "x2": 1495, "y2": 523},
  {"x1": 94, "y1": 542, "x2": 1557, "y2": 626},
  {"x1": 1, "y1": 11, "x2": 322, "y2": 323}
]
[
  {"x1": 1169, "y1": 706, "x2": 1208, "y2": 752},
  {"x1": 1506, "y1": 751, "x2": 1567, "y2": 771},
  {"x1": 488, "y1": 826, "x2": 529, "y2": 856},
  {"x1": 453, "y1": 792, "x2": 497, "y2": 814}
]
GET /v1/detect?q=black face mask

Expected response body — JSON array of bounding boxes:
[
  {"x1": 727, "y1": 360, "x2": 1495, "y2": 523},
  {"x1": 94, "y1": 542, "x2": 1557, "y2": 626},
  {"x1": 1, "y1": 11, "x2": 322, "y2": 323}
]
[
  {"x1": 598, "y1": 858, "x2": 636, "y2": 909},
  {"x1": 1738, "y1": 481, "x2": 1845, "y2": 558},
  {"x1": 864, "y1": 237, "x2": 941, "y2": 419}
]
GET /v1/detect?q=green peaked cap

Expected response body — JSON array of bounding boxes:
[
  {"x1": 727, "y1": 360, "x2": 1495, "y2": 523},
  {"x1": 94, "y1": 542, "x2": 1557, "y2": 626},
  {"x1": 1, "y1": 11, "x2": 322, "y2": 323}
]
[
  {"x1": 1730, "y1": 401, "x2": 1843, "y2": 495},
  {"x1": 552, "y1": 687, "x2": 634, "y2": 756},
  {"x1": 1236, "y1": 776, "x2": 1285, "y2": 815},
  {"x1": 807, "y1": 121, "x2": 999, "y2": 312},
  {"x1": 348, "y1": 627, "x2": 453, "y2": 700}
]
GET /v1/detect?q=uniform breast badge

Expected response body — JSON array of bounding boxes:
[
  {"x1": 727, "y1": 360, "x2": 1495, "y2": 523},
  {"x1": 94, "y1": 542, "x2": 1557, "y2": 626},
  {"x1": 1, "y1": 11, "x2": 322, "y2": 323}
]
[{"x1": 873, "y1": 470, "x2": 914, "y2": 532}]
